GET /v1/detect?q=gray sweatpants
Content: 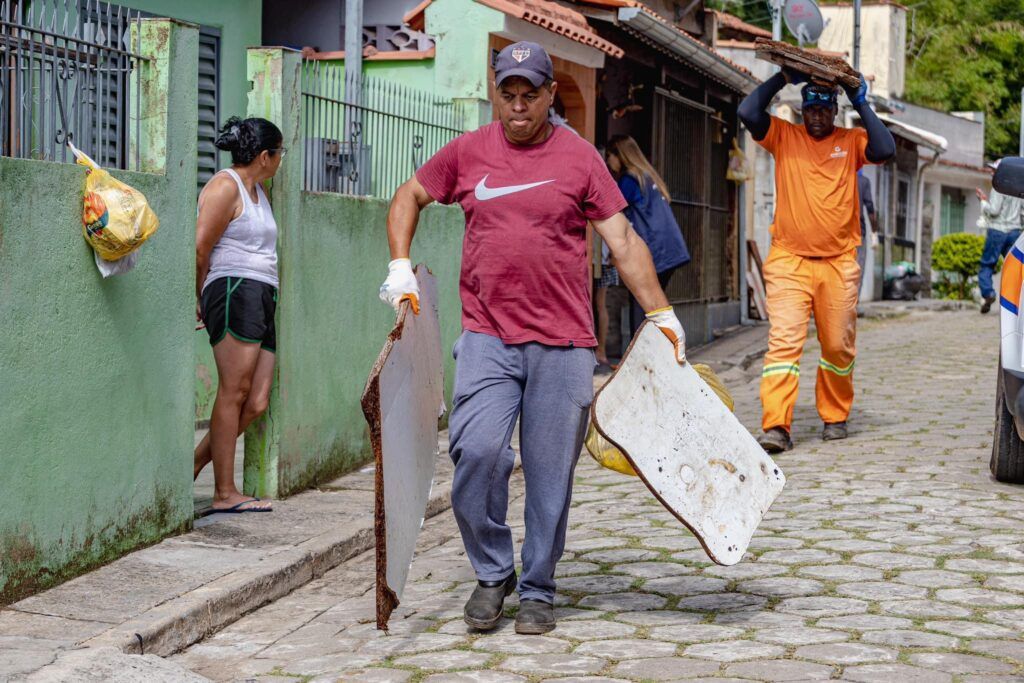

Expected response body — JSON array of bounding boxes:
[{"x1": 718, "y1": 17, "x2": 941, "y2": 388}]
[{"x1": 448, "y1": 331, "x2": 595, "y2": 603}]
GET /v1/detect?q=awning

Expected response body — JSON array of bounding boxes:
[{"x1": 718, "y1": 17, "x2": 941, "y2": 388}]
[
  {"x1": 881, "y1": 115, "x2": 949, "y2": 153},
  {"x1": 616, "y1": 6, "x2": 760, "y2": 94},
  {"x1": 877, "y1": 113, "x2": 948, "y2": 153},
  {"x1": 936, "y1": 158, "x2": 992, "y2": 176}
]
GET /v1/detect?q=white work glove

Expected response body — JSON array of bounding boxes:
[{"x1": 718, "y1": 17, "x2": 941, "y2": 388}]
[
  {"x1": 379, "y1": 258, "x2": 420, "y2": 315},
  {"x1": 646, "y1": 306, "x2": 686, "y2": 364}
]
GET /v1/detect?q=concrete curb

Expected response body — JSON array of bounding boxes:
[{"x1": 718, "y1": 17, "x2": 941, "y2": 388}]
[{"x1": 82, "y1": 488, "x2": 452, "y2": 658}]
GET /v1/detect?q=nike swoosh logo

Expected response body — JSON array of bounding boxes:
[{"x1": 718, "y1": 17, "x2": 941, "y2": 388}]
[{"x1": 474, "y1": 175, "x2": 555, "y2": 201}]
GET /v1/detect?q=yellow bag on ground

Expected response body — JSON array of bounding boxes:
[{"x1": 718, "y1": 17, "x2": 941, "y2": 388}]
[
  {"x1": 586, "y1": 363, "x2": 735, "y2": 476},
  {"x1": 71, "y1": 143, "x2": 159, "y2": 261}
]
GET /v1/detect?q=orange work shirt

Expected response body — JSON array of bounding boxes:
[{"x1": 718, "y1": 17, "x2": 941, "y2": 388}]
[{"x1": 758, "y1": 116, "x2": 871, "y2": 257}]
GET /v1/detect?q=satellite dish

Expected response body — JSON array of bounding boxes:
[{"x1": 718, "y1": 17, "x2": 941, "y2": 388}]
[{"x1": 783, "y1": 0, "x2": 825, "y2": 46}]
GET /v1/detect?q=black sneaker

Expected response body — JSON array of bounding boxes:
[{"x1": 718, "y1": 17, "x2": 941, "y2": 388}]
[
  {"x1": 982, "y1": 295, "x2": 996, "y2": 314},
  {"x1": 463, "y1": 572, "x2": 516, "y2": 631},
  {"x1": 515, "y1": 599, "x2": 556, "y2": 635},
  {"x1": 822, "y1": 421, "x2": 848, "y2": 441},
  {"x1": 757, "y1": 427, "x2": 793, "y2": 453}
]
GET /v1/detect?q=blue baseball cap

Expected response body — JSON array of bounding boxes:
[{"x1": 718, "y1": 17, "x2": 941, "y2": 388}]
[
  {"x1": 494, "y1": 41, "x2": 553, "y2": 88},
  {"x1": 802, "y1": 84, "x2": 839, "y2": 109}
]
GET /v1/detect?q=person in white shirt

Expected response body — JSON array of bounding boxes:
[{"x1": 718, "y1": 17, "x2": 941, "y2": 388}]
[{"x1": 978, "y1": 159, "x2": 1024, "y2": 314}]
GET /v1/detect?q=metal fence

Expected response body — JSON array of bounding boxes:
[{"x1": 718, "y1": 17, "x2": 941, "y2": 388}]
[
  {"x1": 0, "y1": 0, "x2": 148, "y2": 171},
  {"x1": 300, "y1": 61, "x2": 462, "y2": 198},
  {"x1": 653, "y1": 87, "x2": 736, "y2": 305}
]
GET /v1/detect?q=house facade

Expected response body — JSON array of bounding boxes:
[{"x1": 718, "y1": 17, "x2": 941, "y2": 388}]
[
  {"x1": 0, "y1": 0, "x2": 762, "y2": 599},
  {"x1": 717, "y1": 1, "x2": 989, "y2": 301},
  {"x1": 581, "y1": 1, "x2": 758, "y2": 345},
  {"x1": 818, "y1": 0, "x2": 990, "y2": 294},
  {"x1": 285, "y1": 0, "x2": 760, "y2": 347}
]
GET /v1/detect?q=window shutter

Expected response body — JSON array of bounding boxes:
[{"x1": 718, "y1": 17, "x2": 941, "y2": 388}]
[{"x1": 197, "y1": 28, "x2": 221, "y2": 190}]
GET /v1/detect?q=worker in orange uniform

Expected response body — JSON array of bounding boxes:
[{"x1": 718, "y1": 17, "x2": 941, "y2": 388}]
[{"x1": 738, "y1": 69, "x2": 895, "y2": 452}]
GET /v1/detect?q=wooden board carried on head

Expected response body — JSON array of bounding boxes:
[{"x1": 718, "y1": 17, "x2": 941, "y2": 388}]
[
  {"x1": 754, "y1": 38, "x2": 861, "y2": 89},
  {"x1": 361, "y1": 266, "x2": 444, "y2": 631},
  {"x1": 591, "y1": 322, "x2": 786, "y2": 565}
]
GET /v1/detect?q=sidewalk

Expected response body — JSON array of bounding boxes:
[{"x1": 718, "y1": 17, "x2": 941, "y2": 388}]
[
  {"x1": 858, "y1": 297, "x2": 974, "y2": 319},
  {"x1": 687, "y1": 322, "x2": 769, "y2": 384},
  {"x1": 0, "y1": 440, "x2": 456, "y2": 679},
  {"x1": 1, "y1": 325, "x2": 771, "y2": 680}
]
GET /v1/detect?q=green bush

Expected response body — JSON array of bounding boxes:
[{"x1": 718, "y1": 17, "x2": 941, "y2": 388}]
[
  {"x1": 932, "y1": 276, "x2": 964, "y2": 300},
  {"x1": 931, "y1": 233, "x2": 996, "y2": 300}
]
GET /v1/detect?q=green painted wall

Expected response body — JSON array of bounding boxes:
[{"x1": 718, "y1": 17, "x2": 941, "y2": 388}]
[
  {"x1": 364, "y1": 59, "x2": 437, "y2": 89},
  {"x1": 243, "y1": 48, "x2": 466, "y2": 497},
  {"x1": 274, "y1": 195, "x2": 464, "y2": 494},
  {"x1": 0, "y1": 20, "x2": 199, "y2": 604},
  {"x1": 195, "y1": 342, "x2": 217, "y2": 423},
  {"x1": 425, "y1": 0, "x2": 503, "y2": 101}
]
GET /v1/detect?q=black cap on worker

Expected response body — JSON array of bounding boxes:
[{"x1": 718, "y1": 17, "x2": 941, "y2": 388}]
[
  {"x1": 801, "y1": 83, "x2": 839, "y2": 109},
  {"x1": 493, "y1": 41, "x2": 554, "y2": 88}
]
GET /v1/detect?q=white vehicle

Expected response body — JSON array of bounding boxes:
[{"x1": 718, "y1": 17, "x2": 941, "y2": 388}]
[{"x1": 993, "y1": 157, "x2": 1024, "y2": 483}]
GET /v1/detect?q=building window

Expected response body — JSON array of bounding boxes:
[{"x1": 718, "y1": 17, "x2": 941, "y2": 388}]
[
  {"x1": 895, "y1": 174, "x2": 913, "y2": 240},
  {"x1": 940, "y1": 187, "x2": 966, "y2": 235}
]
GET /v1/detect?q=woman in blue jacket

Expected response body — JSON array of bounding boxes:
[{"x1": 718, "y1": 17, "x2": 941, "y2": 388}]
[{"x1": 606, "y1": 135, "x2": 690, "y2": 334}]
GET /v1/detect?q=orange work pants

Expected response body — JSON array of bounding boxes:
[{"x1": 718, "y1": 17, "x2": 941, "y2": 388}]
[{"x1": 760, "y1": 247, "x2": 860, "y2": 432}]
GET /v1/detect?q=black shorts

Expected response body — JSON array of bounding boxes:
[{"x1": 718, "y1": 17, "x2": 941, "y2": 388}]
[{"x1": 201, "y1": 276, "x2": 278, "y2": 352}]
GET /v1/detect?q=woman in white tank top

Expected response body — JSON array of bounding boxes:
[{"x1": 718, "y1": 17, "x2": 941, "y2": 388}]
[{"x1": 194, "y1": 117, "x2": 284, "y2": 514}]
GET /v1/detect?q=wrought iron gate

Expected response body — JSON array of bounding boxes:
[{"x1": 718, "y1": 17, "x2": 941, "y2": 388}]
[
  {"x1": 651, "y1": 87, "x2": 734, "y2": 306},
  {"x1": 0, "y1": 0, "x2": 147, "y2": 170}
]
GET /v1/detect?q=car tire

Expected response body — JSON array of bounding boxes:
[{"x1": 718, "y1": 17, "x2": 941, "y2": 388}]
[{"x1": 992, "y1": 367, "x2": 1024, "y2": 483}]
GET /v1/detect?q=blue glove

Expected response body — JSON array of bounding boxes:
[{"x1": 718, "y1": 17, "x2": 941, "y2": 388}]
[
  {"x1": 845, "y1": 73, "x2": 868, "y2": 106},
  {"x1": 782, "y1": 67, "x2": 808, "y2": 85}
]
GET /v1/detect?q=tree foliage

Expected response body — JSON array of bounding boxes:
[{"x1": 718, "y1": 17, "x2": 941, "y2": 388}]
[{"x1": 903, "y1": 0, "x2": 1024, "y2": 159}]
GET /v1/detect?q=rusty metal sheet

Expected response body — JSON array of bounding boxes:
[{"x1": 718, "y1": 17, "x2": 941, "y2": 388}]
[
  {"x1": 591, "y1": 322, "x2": 785, "y2": 566},
  {"x1": 754, "y1": 38, "x2": 861, "y2": 89},
  {"x1": 361, "y1": 266, "x2": 444, "y2": 631}
]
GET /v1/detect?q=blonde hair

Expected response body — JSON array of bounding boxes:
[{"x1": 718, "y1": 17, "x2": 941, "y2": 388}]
[{"x1": 608, "y1": 135, "x2": 670, "y2": 201}]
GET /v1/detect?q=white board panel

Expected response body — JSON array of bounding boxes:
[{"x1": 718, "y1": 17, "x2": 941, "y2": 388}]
[{"x1": 592, "y1": 322, "x2": 785, "y2": 565}]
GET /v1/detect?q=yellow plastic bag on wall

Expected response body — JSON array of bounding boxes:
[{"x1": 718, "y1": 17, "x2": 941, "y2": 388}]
[
  {"x1": 70, "y1": 143, "x2": 159, "y2": 261},
  {"x1": 586, "y1": 363, "x2": 735, "y2": 476},
  {"x1": 726, "y1": 138, "x2": 751, "y2": 183}
]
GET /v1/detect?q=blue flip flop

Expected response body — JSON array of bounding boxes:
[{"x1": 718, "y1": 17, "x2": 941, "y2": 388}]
[{"x1": 205, "y1": 498, "x2": 272, "y2": 515}]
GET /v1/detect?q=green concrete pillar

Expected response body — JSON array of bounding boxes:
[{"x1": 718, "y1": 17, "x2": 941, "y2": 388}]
[
  {"x1": 131, "y1": 19, "x2": 200, "y2": 176},
  {"x1": 243, "y1": 47, "x2": 303, "y2": 498}
]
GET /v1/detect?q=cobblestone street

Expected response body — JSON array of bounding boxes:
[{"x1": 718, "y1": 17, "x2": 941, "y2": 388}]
[{"x1": 172, "y1": 309, "x2": 1024, "y2": 682}]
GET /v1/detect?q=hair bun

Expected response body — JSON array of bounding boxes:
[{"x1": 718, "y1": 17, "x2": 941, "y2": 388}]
[
  {"x1": 212, "y1": 116, "x2": 283, "y2": 166},
  {"x1": 214, "y1": 116, "x2": 245, "y2": 151}
]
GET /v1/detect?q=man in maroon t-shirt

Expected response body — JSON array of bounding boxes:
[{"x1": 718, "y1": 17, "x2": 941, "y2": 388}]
[{"x1": 379, "y1": 42, "x2": 686, "y2": 635}]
